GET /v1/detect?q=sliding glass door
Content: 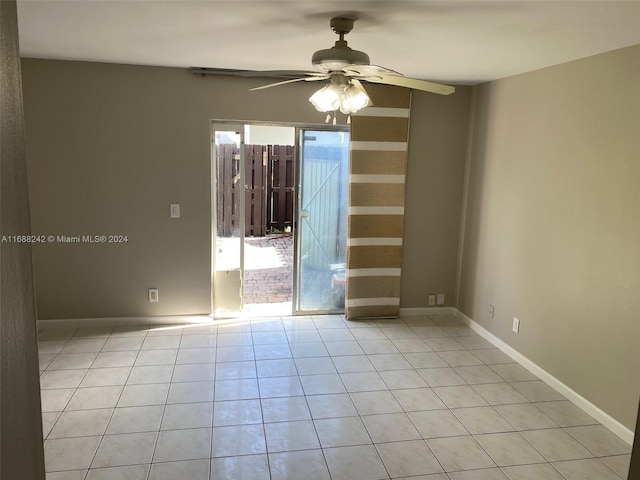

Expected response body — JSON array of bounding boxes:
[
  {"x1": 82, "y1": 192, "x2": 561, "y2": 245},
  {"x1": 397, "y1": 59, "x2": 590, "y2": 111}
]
[
  {"x1": 295, "y1": 129, "x2": 349, "y2": 313},
  {"x1": 212, "y1": 122, "x2": 349, "y2": 316}
]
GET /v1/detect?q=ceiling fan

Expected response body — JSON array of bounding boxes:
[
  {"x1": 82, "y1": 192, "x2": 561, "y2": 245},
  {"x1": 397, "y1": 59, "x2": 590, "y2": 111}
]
[{"x1": 192, "y1": 16, "x2": 455, "y2": 118}]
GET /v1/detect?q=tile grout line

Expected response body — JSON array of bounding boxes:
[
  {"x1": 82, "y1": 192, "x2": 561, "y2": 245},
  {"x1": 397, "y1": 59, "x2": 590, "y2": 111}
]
[
  {"x1": 143, "y1": 326, "x2": 183, "y2": 480},
  {"x1": 303, "y1": 320, "x2": 351, "y2": 480},
  {"x1": 88, "y1": 325, "x2": 152, "y2": 480},
  {"x1": 249, "y1": 317, "x2": 272, "y2": 480},
  {"x1": 39, "y1": 315, "x2": 631, "y2": 479}
]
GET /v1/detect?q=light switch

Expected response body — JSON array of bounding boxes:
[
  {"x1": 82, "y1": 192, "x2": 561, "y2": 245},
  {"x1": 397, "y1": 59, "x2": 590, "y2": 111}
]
[{"x1": 170, "y1": 204, "x2": 180, "y2": 218}]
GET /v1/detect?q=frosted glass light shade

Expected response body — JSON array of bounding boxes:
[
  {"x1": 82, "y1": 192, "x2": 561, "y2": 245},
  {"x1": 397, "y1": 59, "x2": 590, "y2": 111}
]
[
  {"x1": 339, "y1": 82, "x2": 371, "y2": 114},
  {"x1": 309, "y1": 83, "x2": 341, "y2": 112},
  {"x1": 309, "y1": 77, "x2": 371, "y2": 114}
]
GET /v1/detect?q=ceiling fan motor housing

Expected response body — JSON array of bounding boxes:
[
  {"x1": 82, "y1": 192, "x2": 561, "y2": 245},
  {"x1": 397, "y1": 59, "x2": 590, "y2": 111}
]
[
  {"x1": 312, "y1": 46, "x2": 370, "y2": 72},
  {"x1": 312, "y1": 17, "x2": 370, "y2": 72}
]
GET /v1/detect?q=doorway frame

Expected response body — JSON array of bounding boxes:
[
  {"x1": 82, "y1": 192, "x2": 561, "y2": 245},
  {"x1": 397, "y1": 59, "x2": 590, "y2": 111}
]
[
  {"x1": 211, "y1": 122, "x2": 246, "y2": 316},
  {"x1": 210, "y1": 119, "x2": 349, "y2": 317}
]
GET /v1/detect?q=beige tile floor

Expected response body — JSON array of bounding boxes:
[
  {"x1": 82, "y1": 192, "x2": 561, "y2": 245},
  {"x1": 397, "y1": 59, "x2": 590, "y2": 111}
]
[{"x1": 38, "y1": 315, "x2": 632, "y2": 480}]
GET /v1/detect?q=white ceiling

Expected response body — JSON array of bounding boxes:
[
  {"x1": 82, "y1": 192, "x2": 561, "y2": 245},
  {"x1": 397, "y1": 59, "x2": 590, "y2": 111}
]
[{"x1": 16, "y1": 0, "x2": 640, "y2": 84}]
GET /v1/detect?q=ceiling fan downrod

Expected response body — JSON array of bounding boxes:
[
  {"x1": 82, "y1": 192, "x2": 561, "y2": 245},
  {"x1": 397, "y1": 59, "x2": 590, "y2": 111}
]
[
  {"x1": 312, "y1": 17, "x2": 370, "y2": 72},
  {"x1": 331, "y1": 17, "x2": 354, "y2": 46}
]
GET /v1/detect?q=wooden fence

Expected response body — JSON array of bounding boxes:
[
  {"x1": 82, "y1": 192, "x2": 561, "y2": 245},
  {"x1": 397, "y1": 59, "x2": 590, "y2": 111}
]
[
  {"x1": 216, "y1": 144, "x2": 294, "y2": 237},
  {"x1": 267, "y1": 145, "x2": 294, "y2": 234},
  {"x1": 216, "y1": 144, "x2": 241, "y2": 237}
]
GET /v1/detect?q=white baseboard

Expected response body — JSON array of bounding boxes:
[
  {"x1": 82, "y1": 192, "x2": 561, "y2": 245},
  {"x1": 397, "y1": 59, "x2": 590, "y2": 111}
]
[
  {"x1": 455, "y1": 309, "x2": 635, "y2": 445},
  {"x1": 37, "y1": 315, "x2": 213, "y2": 329},
  {"x1": 39, "y1": 309, "x2": 456, "y2": 327},
  {"x1": 400, "y1": 307, "x2": 456, "y2": 316}
]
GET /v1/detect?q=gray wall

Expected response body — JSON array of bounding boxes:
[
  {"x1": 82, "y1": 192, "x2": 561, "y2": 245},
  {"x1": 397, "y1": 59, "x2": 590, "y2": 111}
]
[
  {"x1": 0, "y1": 0, "x2": 46, "y2": 477},
  {"x1": 21, "y1": 58, "x2": 469, "y2": 319},
  {"x1": 402, "y1": 88, "x2": 471, "y2": 308},
  {"x1": 458, "y1": 45, "x2": 640, "y2": 429}
]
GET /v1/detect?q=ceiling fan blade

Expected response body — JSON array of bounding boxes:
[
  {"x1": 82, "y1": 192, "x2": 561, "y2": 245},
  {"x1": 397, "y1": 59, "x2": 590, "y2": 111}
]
[
  {"x1": 343, "y1": 64, "x2": 402, "y2": 77},
  {"x1": 363, "y1": 74, "x2": 455, "y2": 95},
  {"x1": 190, "y1": 67, "x2": 323, "y2": 79},
  {"x1": 250, "y1": 76, "x2": 328, "y2": 91},
  {"x1": 242, "y1": 70, "x2": 327, "y2": 78}
]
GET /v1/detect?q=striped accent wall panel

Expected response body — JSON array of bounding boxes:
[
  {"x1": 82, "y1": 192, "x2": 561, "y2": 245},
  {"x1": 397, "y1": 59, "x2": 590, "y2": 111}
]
[{"x1": 345, "y1": 85, "x2": 411, "y2": 319}]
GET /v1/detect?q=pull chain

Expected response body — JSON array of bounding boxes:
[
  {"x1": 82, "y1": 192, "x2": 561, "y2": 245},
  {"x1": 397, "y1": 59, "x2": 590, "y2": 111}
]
[{"x1": 324, "y1": 112, "x2": 347, "y2": 125}]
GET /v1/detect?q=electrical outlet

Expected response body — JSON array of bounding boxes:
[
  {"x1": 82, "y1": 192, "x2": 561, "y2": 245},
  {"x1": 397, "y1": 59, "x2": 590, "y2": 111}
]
[
  {"x1": 148, "y1": 288, "x2": 159, "y2": 302},
  {"x1": 436, "y1": 293, "x2": 445, "y2": 306},
  {"x1": 489, "y1": 304, "x2": 495, "y2": 319},
  {"x1": 170, "y1": 204, "x2": 180, "y2": 218},
  {"x1": 512, "y1": 317, "x2": 520, "y2": 334},
  {"x1": 428, "y1": 294, "x2": 436, "y2": 306}
]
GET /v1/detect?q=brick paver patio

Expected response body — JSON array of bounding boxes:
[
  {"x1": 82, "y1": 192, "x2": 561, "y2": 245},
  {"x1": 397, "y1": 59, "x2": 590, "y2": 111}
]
[{"x1": 243, "y1": 234, "x2": 293, "y2": 305}]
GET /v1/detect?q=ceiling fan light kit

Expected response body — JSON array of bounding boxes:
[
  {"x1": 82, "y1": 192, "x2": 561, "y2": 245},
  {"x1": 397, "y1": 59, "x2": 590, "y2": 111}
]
[{"x1": 309, "y1": 74, "x2": 372, "y2": 115}]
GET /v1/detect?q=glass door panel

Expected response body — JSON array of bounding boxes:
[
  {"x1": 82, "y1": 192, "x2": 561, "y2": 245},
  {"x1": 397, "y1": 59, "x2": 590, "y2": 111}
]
[
  {"x1": 296, "y1": 129, "x2": 349, "y2": 312},
  {"x1": 212, "y1": 126, "x2": 244, "y2": 314}
]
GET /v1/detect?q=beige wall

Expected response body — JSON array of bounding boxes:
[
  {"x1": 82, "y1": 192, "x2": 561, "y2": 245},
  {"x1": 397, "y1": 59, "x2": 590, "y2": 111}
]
[
  {"x1": 21, "y1": 58, "x2": 469, "y2": 319},
  {"x1": 458, "y1": 45, "x2": 640, "y2": 429},
  {"x1": 1, "y1": 1, "x2": 45, "y2": 477},
  {"x1": 401, "y1": 87, "x2": 471, "y2": 307}
]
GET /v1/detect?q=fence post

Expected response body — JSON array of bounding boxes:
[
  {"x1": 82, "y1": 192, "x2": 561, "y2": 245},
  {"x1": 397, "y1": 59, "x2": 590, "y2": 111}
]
[{"x1": 261, "y1": 147, "x2": 268, "y2": 236}]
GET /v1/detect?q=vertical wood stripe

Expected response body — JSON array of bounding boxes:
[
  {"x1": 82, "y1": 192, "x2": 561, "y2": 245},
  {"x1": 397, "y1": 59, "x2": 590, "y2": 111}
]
[
  {"x1": 350, "y1": 117, "x2": 410, "y2": 142},
  {"x1": 351, "y1": 150, "x2": 407, "y2": 175},
  {"x1": 346, "y1": 276, "x2": 402, "y2": 299},
  {"x1": 346, "y1": 85, "x2": 411, "y2": 320},
  {"x1": 348, "y1": 245, "x2": 403, "y2": 269},
  {"x1": 350, "y1": 183, "x2": 405, "y2": 207}
]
